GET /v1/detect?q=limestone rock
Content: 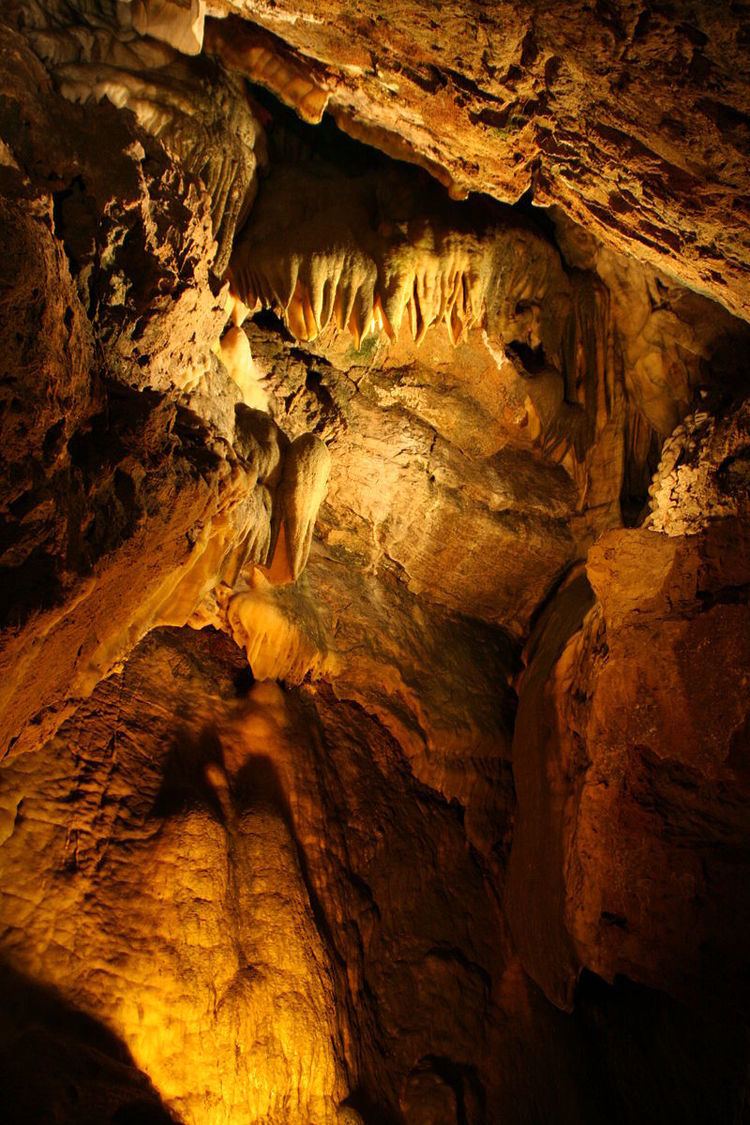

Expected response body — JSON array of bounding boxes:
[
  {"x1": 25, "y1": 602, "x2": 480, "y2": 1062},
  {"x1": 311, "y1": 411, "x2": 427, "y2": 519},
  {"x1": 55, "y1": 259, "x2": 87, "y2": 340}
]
[
  {"x1": 0, "y1": 19, "x2": 227, "y2": 396},
  {"x1": 508, "y1": 519, "x2": 750, "y2": 1012},
  {"x1": 0, "y1": 630, "x2": 357, "y2": 1124},
  {"x1": 251, "y1": 319, "x2": 616, "y2": 637},
  {"x1": 0, "y1": 23, "x2": 321, "y2": 761},
  {"x1": 211, "y1": 0, "x2": 750, "y2": 319},
  {"x1": 1, "y1": 1, "x2": 750, "y2": 1120},
  {"x1": 9, "y1": 2, "x2": 266, "y2": 276},
  {"x1": 1, "y1": 625, "x2": 747, "y2": 1122},
  {"x1": 647, "y1": 395, "x2": 750, "y2": 535}
]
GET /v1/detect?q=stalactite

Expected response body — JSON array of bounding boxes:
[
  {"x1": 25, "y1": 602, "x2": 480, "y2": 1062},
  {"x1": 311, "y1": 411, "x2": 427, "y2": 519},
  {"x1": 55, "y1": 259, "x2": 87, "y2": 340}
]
[{"x1": 14, "y1": 0, "x2": 266, "y2": 276}]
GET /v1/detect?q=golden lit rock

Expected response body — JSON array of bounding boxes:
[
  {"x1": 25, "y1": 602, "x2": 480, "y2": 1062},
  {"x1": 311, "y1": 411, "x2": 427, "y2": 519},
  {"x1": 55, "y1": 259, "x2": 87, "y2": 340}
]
[
  {"x1": 206, "y1": 16, "x2": 330, "y2": 125},
  {"x1": 0, "y1": 635, "x2": 360, "y2": 1123},
  {"x1": 1, "y1": 1, "x2": 750, "y2": 1121},
  {"x1": 226, "y1": 569, "x2": 335, "y2": 682},
  {"x1": 218, "y1": 324, "x2": 269, "y2": 411},
  {"x1": 216, "y1": 0, "x2": 750, "y2": 320},
  {"x1": 127, "y1": 0, "x2": 206, "y2": 56}
]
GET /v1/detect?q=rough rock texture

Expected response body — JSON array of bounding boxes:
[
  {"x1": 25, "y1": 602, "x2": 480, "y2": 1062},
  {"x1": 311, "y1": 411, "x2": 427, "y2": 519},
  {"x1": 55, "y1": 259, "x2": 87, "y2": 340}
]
[
  {"x1": 507, "y1": 500, "x2": 750, "y2": 1013},
  {"x1": 248, "y1": 311, "x2": 610, "y2": 637},
  {"x1": 1, "y1": 626, "x2": 747, "y2": 1125},
  {"x1": 647, "y1": 394, "x2": 750, "y2": 534},
  {"x1": 0, "y1": 630, "x2": 355, "y2": 1125},
  {"x1": 1, "y1": 1, "x2": 750, "y2": 1123},
  {"x1": 210, "y1": 0, "x2": 750, "y2": 320},
  {"x1": 0, "y1": 27, "x2": 237, "y2": 755},
  {"x1": 0, "y1": 22, "x2": 230, "y2": 393},
  {"x1": 14, "y1": 0, "x2": 267, "y2": 275},
  {"x1": 0, "y1": 25, "x2": 310, "y2": 759}
]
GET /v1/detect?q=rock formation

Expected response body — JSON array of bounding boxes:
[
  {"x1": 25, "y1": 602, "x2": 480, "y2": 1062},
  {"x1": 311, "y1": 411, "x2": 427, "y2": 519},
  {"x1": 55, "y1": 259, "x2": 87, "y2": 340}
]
[{"x1": 0, "y1": 1, "x2": 749, "y2": 1123}]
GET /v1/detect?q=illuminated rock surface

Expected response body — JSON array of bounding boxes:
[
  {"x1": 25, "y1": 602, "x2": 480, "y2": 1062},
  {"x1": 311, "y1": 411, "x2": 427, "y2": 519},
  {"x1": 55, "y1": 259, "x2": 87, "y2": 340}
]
[
  {"x1": 0, "y1": 2, "x2": 749, "y2": 1123},
  {"x1": 211, "y1": 0, "x2": 750, "y2": 320}
]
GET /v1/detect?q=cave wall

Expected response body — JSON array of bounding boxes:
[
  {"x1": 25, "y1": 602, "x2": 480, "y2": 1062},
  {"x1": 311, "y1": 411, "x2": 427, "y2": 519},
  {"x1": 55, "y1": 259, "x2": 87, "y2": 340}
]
[
  {"x1": 0, "y1": 2, "x2": 749, "y2": 1123},
  {"x1": 210, "y1": 0, "x2": 750, "y2": 319},
  {"x1": 2, "y1": 625, "x2": 747, "y2": 1124}
]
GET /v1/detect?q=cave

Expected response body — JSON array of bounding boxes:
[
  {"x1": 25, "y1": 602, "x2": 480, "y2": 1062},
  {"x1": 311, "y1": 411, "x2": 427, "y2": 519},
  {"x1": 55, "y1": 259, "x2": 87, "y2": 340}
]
[{"x1": 1, "y1": 2, "x2": 749, "y2": 1123}]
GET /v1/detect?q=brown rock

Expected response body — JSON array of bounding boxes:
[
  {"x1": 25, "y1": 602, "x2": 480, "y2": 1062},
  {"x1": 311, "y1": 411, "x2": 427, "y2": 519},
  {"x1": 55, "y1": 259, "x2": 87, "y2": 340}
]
[
  {"x1": 508, "y1": 519, "x2": 750, "y2": 1011},
  {"x1": 1, "y1": 2, "x2": 750, "y2": 1121},
  {"x1": 212, "y1": 0, "x2": 750, "y2": 319},
  {"x1": 2, "y1": 625, "x2": 747, "y2": 1122}
]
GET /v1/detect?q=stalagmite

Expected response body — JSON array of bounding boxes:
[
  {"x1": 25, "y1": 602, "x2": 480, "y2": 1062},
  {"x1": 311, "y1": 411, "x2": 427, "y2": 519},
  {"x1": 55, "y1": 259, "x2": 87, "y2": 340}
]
[{"x1": 227, "y1": 570, "x2": 334, "y2": 683}]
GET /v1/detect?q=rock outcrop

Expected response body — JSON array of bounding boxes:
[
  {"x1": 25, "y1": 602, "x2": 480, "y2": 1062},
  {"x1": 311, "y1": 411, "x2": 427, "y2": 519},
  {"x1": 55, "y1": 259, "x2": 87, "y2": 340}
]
[
  {"x1": 0, "y1": 2, "x2": 749, "y2": 1122},
  {"x1": 507, "y1": 403, "x2": 750, "y2": 1013},
  {"x1": 209, "y1": 0, "x2": 750, "y2": 320}
]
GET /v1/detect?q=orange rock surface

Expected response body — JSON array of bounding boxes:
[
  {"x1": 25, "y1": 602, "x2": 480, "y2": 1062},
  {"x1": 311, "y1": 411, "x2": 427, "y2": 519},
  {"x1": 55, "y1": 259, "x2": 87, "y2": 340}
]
[{"x1": 0, "y1": 2, "x2": 749, "y2": 1122}]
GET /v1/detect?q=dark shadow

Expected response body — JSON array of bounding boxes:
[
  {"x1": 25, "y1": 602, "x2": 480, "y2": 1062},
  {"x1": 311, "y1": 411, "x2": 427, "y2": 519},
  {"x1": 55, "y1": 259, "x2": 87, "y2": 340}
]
[
  {"x1": 231, "y1": 751, "x2": 292, "y2": 818},
  {"x1": 150, "y1": 724, "x2": 226, "y2": 822},
  {"x1": 0, "y1": 960, "x2": 180, "y2": 1124},
  {"x1": 251, "y1": 306, "x2": 296, "y2": 342},
  {"x1": 413, "y1": 1054, "x2": 487, "y2": 1125},
  {"x1": 342, "y1": 1085, "x2": 403, "y2": 1125},
  {"x1": 571, "y1": 970, "x2": 750, "y2": 1125}
]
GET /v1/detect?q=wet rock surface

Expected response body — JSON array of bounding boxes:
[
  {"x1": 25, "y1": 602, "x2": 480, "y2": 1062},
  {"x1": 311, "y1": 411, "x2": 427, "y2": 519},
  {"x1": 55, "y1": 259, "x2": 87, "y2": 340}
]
[
  {"x1": 214, "y1": 0, "x2": 750, "y2": 319},
  {"x1": 0, "y1": 2, "x2": 749, "y2": 1122}
]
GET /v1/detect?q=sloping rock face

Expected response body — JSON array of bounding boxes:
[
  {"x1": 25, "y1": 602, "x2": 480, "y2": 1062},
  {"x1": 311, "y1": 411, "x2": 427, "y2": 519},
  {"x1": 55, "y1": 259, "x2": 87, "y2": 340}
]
[
  {"x1": 507, "y1": 402, "x2": 750, "y2": 1014},
  {"x1": 1, "y1": 2, "x2": 750, "y2": 1123},
  {"x1": 0, "y1": 26, "x2": 314, "y2": 759},
  {"x1": 1, "y1": 625, "x2": 747, "y2": 1124},
  {"x1": 0, "y1": 26, "x2": 248, "y2": 756},
  {"x1": 211, "y1": 0, "x2": 750, "y2": 319},
  {"x1": 0, "y1": 631, "x2": 355, "y2": 1125}
]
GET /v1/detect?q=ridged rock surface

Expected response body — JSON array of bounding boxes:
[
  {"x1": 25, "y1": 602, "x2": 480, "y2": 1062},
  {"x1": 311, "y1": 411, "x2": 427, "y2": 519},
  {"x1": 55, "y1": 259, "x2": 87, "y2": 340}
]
[
  {"x1": 507, "y1": 510, "x2": 750, "y2": 1013},
  {"x1": 1, "y1": 626, "x2": 747, "y2": 1123},
  {"x1": 0, "y1": 2, "x2": 749, "y2": 1123},
  {"x1": 213, "y1": 0, "x2": 750, "y2": 319}
]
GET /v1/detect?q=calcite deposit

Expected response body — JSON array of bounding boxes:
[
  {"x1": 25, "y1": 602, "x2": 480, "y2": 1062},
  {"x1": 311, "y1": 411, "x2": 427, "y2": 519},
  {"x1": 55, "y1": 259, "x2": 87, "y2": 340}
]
[
  {"x1": 0, "y1": 1, "x2": 749, "y2": 1123},
  {"x1": 211, "y1": 0, "x2": 750, "y2": 321}
]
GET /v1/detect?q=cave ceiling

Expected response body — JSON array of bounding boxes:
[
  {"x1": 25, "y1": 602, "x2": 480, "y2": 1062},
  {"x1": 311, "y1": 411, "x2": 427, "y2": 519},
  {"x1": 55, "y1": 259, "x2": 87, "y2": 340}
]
[{"x1": 1, "y1": 2, "x2": 750, "y2": 1124}]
